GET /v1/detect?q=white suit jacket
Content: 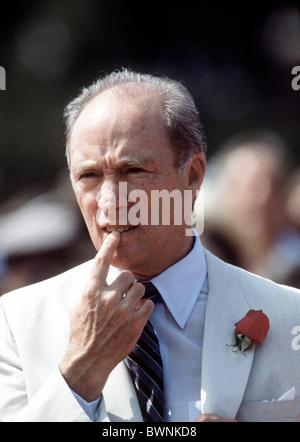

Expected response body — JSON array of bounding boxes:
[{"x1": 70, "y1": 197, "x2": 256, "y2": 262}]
[{"x1": 1, "y1": 250, "x2": 300, "y2": 422}]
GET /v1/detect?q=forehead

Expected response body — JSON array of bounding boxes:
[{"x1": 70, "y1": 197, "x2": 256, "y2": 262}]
[
  {"x1": 69, "y1": 87, "x2": 173, "y2": 167},
  {"x1": 72, "y1": 86, "x2": 166, "y2": 137}
]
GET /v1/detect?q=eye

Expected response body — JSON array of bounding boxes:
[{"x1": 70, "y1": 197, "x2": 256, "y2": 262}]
[
  {"x1": 128, "y1": 167, "x2": 144, "y2": 174},
  {"x1": 80, "y1": 172, "x2": 99, "y2": 179}
]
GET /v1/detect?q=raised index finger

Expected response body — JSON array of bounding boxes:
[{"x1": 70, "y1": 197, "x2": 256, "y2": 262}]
[{"x1": 90, "y1": 231, "x2": 121, "y2": 285}]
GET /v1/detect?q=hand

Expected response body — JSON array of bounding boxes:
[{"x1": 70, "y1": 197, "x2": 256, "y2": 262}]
[
  {"x1": 195, "y1": 413, "x2": 237, "y2": 422},
  {"x1": 59, "y1": 231, "x2": 154, "y2": 402}
]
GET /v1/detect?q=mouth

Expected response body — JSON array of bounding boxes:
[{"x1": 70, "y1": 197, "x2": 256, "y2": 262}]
[{"x1": 103, "y1": 225, "x2": 137, "y2": 233}]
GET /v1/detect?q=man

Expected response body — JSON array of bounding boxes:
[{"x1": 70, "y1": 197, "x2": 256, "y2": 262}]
[{"x1": 1, "y1": 70, "x2": 300, "y2": 422}]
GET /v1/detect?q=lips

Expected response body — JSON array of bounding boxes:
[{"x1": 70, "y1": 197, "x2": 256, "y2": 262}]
[{"x1": 103, "y1": 225, "x2": 136, "y2": 233}]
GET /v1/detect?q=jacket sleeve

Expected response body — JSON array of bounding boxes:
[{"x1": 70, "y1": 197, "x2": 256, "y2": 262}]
[{"x1": 0, "y1": 300, "x2": 108, "y2": 422}]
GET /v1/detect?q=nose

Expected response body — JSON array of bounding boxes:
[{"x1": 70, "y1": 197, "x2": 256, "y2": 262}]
[
  {"x1": 97, "y1": 179, "x2": 128, "y2": 210},
  {"x1": 96, "y1": 179, "x2": 128, "y2": 225}
]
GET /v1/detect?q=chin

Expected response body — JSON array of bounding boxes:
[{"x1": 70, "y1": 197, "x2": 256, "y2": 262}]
[{"x1": 110, "y1": 249, "x2": 140, "y2": 271}]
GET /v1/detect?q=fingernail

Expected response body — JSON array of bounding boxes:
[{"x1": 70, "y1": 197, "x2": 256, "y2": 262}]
[{"x1": 110, "y1": 231, "x2": 121, "y2": 240}]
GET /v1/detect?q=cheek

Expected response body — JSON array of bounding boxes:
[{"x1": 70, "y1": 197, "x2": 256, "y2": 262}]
[{"x1": 76, "y1": 190, "x2": 98, "y2": 220}]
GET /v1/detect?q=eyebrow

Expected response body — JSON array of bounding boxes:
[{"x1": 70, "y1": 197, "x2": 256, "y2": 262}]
[
  {"x1": 119, "y1": 154, "x2": 154, "y2": 167},
  {"x1": 72, "y1": 154, "x2": 155, "y2": 175}
]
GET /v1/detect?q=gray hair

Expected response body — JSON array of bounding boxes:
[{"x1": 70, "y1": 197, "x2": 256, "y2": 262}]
[{"x1": 64, "y1": 69, "x2": 207, "y2": 172}]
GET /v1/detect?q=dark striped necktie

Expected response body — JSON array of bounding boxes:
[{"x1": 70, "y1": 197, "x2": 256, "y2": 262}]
[{"x1": 125, "y1": 281, "x2": 164, "y2": 422}]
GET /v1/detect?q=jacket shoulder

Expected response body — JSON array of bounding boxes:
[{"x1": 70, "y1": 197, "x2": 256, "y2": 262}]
[
  {"x1": 1, "y1": 260, "x2": 93, "y2": 320},
  {"x1": 204, "y1": 248, "x2": 300, "y2": 306}
]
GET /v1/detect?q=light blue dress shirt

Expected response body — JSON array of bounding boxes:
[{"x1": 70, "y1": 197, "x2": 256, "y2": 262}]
[
  {"x1": 150, "y1": 234, "x2": 208, "y2": 421},
  {"x1": 73, "y1": 234, "x2": 208, "y2": 422}
]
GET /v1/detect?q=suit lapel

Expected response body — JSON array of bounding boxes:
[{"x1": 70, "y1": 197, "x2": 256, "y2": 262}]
[
  {"x1": 201, "y1": 250, "x2": 255, "y2": 418},
  {"x1": 101, "y1": 361, "x2": 143, "y2": 422}
]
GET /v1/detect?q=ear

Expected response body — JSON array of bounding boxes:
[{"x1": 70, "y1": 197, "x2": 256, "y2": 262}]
[{"x1": 187, "y1": 153, "x2": 206, "y2": 191}]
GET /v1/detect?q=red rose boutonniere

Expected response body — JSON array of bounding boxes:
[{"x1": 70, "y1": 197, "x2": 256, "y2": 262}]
[{"x1": 228, "y1": 310, "x2": 270, "y2": 355}]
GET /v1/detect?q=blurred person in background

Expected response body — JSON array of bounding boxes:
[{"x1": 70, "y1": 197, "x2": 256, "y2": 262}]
[
  {"x1": 281, "y1": 167, "x2": 300, "y2": 288},
  {"x1": 0, "y1": 175, "x2": 94, "y2": 295},
  {"x1": 286, "y1": 167, "x2": 300, "y2": 235},
  {"x1": 202, "y1": 130, "x2": 300, "y2": 287}
]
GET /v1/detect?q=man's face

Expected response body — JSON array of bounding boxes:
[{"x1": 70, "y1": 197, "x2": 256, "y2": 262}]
[{"x1": 69, "y1": 88, "x2": 204, "y2": 279}]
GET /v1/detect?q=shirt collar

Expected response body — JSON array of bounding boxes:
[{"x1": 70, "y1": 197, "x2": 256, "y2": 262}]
[
  {"x1": 107, "y1": 233, "x2": 207, "y2": 330},
  {"x1": 151, "y1": 234, "x2": 207, "y2": 329}
]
